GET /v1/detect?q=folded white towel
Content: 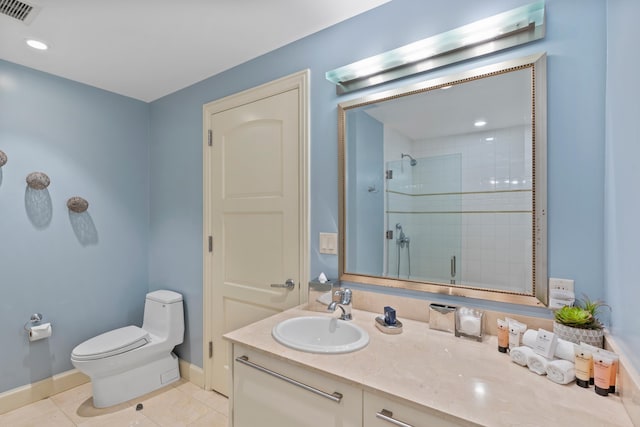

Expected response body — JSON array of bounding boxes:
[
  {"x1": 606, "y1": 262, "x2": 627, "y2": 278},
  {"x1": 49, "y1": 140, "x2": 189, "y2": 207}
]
[
  {"x1": 510, "y1": 346, "x2": 535, "y2": 367},
  {"x1": 527, "y1": 353, "x2": 551, "y2": 375},
  {"x1": 546, "y1": 359, "x2": 576, "y2": 385},
  {"x1": 522, "y1": 329, "x2": 537, "y2": 347},
  {"x1": 522, "y1": 329, "x2": 575, "y2": 362}
]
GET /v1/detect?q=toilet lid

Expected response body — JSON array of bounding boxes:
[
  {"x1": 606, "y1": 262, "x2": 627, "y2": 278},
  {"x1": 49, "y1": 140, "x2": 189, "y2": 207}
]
[{"x1": 72, "y1": 325, "x2": 150, "y2": 361}]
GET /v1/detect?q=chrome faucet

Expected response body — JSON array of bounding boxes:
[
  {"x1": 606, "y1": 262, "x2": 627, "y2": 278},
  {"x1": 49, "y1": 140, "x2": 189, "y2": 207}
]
[{"x1": 327, "y1": 288, "x2": 352, "y2": 320}]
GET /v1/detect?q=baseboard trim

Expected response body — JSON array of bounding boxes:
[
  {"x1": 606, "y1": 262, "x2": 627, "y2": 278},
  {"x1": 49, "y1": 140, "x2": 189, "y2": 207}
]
[
  {"x1": 179, "y1": 358, "x2": 204, "y2": 388},
  {"x1": 0, "y1": 358, "x2": 205, "y2": 416},
  {"x1": 0, "y1": 369, "x2": 89, "y2": 415}
]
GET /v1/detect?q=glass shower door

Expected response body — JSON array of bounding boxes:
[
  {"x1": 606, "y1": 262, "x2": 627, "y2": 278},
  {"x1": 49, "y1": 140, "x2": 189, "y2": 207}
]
[{"x1": 385, "y1": 154, "x2": 462, "y2": 284}]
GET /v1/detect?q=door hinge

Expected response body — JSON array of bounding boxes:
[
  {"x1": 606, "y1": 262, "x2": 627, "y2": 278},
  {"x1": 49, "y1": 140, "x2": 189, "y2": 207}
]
[
  {"x1": 385, "y1": 170, "x2": 393, "y2": 179},
  {"x1": 208, "y1": 129, "x2": 212, "y2": 146},
  {"x1": 208, "y1": 236, "x2": 213, "y2": 252},
  {"x1": 209, "y1": 341, "x2": 213, "y2": 358},
  {"x1": 386, "y1": 230, "x2": 394, "y2": 239}
]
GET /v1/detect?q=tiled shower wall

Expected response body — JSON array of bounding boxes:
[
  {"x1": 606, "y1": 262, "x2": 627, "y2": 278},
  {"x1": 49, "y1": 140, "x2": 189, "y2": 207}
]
[{"x1": 385, "y1": 125, "x2": 533, "y2": 291}]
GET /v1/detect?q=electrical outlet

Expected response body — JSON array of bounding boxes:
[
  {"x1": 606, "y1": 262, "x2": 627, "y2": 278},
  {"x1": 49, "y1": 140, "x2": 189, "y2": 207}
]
[
  {"x1": 549, "y1": 278, "x2": 574, "y2": 292},
  {"x1": 319, "y1": 232, "x2": 338, "y2": 255}
]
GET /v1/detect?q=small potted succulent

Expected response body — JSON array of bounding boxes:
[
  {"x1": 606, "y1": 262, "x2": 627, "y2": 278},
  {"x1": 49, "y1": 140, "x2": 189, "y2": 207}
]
[{"x1": 553, "y1": 295, "x2": 608, "y2": 348}]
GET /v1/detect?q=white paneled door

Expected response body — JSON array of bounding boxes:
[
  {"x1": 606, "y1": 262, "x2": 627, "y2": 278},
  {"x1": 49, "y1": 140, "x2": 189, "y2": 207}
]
[{"x1": 203, "y1": 71, "x2": 309, "y2": 396}]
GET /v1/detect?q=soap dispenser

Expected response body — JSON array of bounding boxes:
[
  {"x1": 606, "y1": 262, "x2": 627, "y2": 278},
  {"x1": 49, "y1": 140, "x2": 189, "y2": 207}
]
[{"x1": 375, "y1": 306, "x2": 403, "y2": 334}]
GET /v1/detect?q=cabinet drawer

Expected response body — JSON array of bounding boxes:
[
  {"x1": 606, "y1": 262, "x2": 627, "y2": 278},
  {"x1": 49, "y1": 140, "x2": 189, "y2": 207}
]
[
  {"x1": 233, "y1": 345, "x2": 362, "y2": 427},
  {"x1": 364, "y1": 391, "x2": 471, "y2": 427}
]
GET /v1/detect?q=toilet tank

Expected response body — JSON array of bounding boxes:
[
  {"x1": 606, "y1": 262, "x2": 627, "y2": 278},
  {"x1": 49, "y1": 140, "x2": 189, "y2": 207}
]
[{"x1": 142, "y1": 290, "x2": 184, "y2": 345}]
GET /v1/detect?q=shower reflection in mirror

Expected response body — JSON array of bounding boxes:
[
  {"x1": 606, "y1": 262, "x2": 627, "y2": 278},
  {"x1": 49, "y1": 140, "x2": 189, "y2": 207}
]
[
  {"x1": 393, "y1": 222, "x2": 412, "y2": 278},
  {"x1": 385, "y1": 152, "x2": 463, "y2": 285}
]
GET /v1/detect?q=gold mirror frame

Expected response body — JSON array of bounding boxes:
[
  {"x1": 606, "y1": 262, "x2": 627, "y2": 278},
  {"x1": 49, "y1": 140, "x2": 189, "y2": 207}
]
[{"x1": 338, "y1": 53, "x2": 547, "y2": 307}]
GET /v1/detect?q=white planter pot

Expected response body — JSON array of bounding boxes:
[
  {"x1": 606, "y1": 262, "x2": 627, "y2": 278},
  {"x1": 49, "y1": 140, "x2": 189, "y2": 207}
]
[{"x1": 553, "y1": 321, "x2": 604, "y2": 348}]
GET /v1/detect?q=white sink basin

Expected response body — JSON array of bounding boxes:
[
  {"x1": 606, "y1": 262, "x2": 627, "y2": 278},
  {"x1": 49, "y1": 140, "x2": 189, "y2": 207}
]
[{"x1": 272, "y1": 316, "x2": 369, "y2": 354}]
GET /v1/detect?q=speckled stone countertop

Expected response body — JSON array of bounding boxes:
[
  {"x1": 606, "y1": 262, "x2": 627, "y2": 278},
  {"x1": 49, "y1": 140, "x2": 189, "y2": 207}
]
[{"x1": 224, "y1": 306, "x2": 633, "y2": 427}]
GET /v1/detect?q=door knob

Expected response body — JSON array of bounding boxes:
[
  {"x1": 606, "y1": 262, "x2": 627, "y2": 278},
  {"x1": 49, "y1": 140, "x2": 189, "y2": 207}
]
[{"x1": 270, "y1": 279, "x2": 295, "y2": 290}]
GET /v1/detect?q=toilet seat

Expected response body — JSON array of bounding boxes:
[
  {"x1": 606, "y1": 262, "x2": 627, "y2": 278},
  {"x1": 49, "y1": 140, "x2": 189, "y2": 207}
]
[{"x1": 72, "y1": 326, "x2": 150, "y2": 361}]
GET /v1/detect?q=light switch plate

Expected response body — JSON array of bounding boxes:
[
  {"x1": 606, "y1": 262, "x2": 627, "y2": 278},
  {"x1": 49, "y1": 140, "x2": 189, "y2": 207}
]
[
  {"x1": 319, "y1": 232, "x2": 338, "y2": 255},
  {"x1": 549, "y1": 278, "x2": 574, "y2": 292}
]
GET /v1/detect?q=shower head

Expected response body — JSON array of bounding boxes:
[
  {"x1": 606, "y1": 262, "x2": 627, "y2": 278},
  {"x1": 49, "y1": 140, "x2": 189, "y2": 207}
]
[{"x1": 401, "y1": 153, "x2": 417, "y2": 166}]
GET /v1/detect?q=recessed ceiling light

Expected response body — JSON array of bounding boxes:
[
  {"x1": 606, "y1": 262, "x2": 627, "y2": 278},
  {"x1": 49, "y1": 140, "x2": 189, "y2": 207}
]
[
  {"x1": 26, "y1": 39, "x2": 48, "y2": 50},
  {"x1": 485, "y1": 137, "x2": 494, "y2": 141},
  {"x1": 474, "y1": 120, "x2": 487, "y2": 127}
]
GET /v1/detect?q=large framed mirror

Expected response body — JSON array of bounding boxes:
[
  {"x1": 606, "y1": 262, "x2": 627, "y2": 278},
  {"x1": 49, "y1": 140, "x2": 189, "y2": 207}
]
[{"x1": 338, "y1": 53, "x2": 547, "y2": 307}]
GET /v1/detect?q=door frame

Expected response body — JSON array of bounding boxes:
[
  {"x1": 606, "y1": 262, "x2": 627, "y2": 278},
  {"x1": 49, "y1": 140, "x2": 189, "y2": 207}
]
[{"x1": 202, "y1": 70, "x2": 310, "y2": 391}]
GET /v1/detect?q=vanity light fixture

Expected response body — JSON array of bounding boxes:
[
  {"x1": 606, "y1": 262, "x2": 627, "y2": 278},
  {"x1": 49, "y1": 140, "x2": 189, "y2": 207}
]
[
  {"x1": 26, "y1": 39, "x2": 48, "y2": 50},
  {"x1": 326, "y1": 0, "x2": 545, "y2": 94}
]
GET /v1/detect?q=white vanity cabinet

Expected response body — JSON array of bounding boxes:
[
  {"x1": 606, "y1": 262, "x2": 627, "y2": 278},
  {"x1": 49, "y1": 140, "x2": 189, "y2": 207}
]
[
  {"x1": 225, "y1": 308, "x2": 635, "y2": 427},
  {"x1": 363, "y1": 391, "x2": 471, "y2": 427},
  {"x1": 232, "y1": 345, "x2": 362, "y2": 427},
  {"x1": 231, "y1": 345, "x2": 471, "y2": 427}
]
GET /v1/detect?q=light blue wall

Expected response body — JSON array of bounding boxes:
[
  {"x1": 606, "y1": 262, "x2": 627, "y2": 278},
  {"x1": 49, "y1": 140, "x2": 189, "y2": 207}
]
[
  {"x1": 0, "y1": 60, "x2": 150, "y2": 393},
  {"x1": 605, "y1": 0, "x2": 640, "y2": 370},
  {"x1": 149, "y1": 0, "x2": 610, "y2": 369}
]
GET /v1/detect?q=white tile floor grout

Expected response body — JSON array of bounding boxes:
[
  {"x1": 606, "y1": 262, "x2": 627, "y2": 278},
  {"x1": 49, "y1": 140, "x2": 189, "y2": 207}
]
[{"x1": 0, "y1": 379, "x2": 228, "y2": 426}]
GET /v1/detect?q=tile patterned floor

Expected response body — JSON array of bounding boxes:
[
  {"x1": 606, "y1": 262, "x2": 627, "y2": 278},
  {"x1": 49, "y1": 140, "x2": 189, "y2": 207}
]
[{"x1": 0, "y1": 379, "x2": 228, "y2": 427}]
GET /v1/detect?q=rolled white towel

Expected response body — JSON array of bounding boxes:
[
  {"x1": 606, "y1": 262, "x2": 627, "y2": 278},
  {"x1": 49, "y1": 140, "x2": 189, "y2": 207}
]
[
  {"x1": 510, "y1": 346, "x2": 535, "y2": 367},
  {"x1": 546, "y1": 360, "x2": 576, "y2": 385},
  {"x1": 527, "y1": 353, "x2": 551, "y2": 375},
  {"x1": 553, "y1": 339, "x2": 577, "y2": 362},
  {"x1": 522, "y1": 329, "x2": 575, "y2": 362}
]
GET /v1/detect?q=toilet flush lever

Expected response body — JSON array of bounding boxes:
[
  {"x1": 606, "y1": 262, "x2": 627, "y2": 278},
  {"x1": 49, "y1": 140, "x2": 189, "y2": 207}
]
[{"x1": 270, "y1": 279, "x2": 295, "y2": 290}]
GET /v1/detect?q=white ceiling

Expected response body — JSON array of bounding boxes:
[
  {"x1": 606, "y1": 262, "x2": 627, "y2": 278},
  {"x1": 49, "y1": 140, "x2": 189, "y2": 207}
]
[{"x1": 0, "y1": 0, "x2": 390, "y2": 102}]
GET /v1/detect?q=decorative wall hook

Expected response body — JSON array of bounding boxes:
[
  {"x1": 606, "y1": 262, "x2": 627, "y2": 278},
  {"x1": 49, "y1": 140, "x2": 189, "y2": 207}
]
[
  {"x1": 26, "y1": 172, "x2": 50, "y2": 190},
  {"x1": 0, "y1": 150, "x2": 7, "y2": 167},
  {"x1": 67, "y1": 196, "x2": 89, "y2": 213}
]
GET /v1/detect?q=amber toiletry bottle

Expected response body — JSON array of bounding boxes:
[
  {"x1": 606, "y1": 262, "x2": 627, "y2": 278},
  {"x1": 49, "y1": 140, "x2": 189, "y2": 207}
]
[
  {"x1": 594, "y1": 356, "x2": 613, "y2": 396},
  {"x1": 575, "y1": 348, "x2": 592, "y2": 388},
  {"x1": 497, "y1": 319, "x2": 509, "y2": 353}
]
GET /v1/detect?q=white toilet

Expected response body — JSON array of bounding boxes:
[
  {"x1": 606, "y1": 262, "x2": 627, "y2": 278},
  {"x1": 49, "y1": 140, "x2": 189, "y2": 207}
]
[{"x1": 71, "y1": 290, "x2": 184, "y2": 408}]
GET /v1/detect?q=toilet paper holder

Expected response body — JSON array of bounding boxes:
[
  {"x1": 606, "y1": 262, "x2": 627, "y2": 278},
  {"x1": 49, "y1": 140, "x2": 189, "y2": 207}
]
[{"x1": 24, "y1": 313, "x2": 47, "y2": 331}]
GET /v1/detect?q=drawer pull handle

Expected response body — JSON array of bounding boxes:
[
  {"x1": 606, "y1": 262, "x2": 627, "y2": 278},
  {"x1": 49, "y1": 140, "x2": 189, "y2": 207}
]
[
  {"x1": 235, "y1": 355, "x2": 343, "y2": 403},
  {"x1": 376, "y1": 409, "x2": 414, "y2": 427}
]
